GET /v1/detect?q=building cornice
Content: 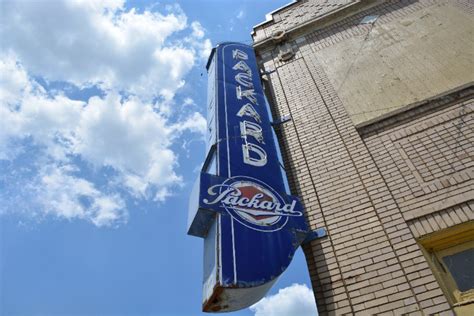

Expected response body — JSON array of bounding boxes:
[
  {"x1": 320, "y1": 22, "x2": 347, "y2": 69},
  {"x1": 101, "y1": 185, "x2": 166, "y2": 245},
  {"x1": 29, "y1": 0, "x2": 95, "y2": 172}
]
[{"x1": 252, "y1": 0, "x2": 383, "y2": 52}]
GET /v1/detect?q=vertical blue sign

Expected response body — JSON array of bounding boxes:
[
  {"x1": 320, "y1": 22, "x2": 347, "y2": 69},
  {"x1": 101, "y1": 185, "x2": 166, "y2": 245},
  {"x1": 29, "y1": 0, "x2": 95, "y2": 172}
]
[{"x1": 188, "y1": 43, "x2": 308, "y2": 312}]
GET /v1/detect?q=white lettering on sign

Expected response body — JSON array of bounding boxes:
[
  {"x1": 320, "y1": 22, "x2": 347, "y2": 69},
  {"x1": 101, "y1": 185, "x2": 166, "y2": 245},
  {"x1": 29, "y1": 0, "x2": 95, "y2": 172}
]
[
  {"x1": 202, "y1": 184, "x2": 301, "y2": 216},
  {"x1": 232, "y1": 47, "x2": 268, "y2": 167},
  {"x1": 240, "y1": 121, "x2": 264, "y2": 144},
  {"x1": 232, "y1": 61, "x2": 252, "y2": 75},
  {"x1": 236, "y1": 86, "x2": 258, "y2": 105},
  {"x1": 235, "y1": 72, "x2": 253, "y2": 88},
  {"x1": 232, "y1": 49, "x2": 248, "y2": 60},
  {"x1": 237, "y1": 103, "x2": 261, "y2": 123},
  {"x1": 243, "y1": 143, "x2": 267, "y2": 167}
]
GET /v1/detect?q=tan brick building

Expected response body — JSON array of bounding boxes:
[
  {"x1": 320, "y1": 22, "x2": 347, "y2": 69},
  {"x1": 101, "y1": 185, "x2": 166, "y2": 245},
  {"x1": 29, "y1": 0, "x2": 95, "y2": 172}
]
[{"x1": 251, "y1": 0, "x2": 474, "y2": 314}]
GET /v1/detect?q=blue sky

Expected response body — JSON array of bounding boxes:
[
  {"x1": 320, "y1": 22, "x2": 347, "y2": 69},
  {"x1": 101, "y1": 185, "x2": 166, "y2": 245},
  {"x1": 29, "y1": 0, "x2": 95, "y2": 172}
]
[{"x1": 0, "y1": 1, "x2": 317, "y2": 315}]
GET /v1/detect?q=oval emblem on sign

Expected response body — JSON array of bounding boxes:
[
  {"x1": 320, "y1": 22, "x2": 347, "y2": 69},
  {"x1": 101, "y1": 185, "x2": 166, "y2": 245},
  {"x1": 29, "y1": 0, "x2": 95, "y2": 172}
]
[{"x1": 202, "y1": 175, "x2": 302, "y2": 232}]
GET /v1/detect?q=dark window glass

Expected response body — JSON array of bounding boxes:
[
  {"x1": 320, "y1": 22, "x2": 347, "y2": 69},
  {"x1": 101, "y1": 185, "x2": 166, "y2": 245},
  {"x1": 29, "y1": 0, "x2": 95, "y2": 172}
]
[{"x1": 442, "y1": 248, "x2": 474, "y2": 292}]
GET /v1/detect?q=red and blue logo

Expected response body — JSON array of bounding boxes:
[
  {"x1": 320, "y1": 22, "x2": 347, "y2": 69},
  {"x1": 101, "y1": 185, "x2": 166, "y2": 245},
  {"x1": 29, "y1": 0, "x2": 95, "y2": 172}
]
[{"x1": 202, "y1": 176, "x2": 303, "y2": 232}]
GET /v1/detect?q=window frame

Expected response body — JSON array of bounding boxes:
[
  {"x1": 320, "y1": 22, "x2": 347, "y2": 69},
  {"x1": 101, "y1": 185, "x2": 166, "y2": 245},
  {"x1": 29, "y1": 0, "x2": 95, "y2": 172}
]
[{"x1": 419, "y1": 221, "x2": 474, "y2": 307}]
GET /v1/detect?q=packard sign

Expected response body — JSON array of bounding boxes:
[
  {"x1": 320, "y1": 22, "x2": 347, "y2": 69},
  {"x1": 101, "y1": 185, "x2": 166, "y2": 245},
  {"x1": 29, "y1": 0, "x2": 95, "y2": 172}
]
[{"x1": 187, "y1": 43, "x2": 308, "y2": 312}]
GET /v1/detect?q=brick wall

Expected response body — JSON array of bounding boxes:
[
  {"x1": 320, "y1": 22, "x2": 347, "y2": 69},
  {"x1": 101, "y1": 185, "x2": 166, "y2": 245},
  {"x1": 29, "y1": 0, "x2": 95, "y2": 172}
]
[
  {"x1": 252, "y1": 0, "x2": 356, "y2": 43},
  {"x1": 254, "y1": 0, "x2": 473, "y2": 314},
  {"x1": 257, "y1": 0, "x2": 474, "y2": 125},
  {"x1": 408, "y1": 201, "x2": 473, "y2": 239},
  {"x1": 361, "y1": 93, "x2": 474, "y2": 238}
]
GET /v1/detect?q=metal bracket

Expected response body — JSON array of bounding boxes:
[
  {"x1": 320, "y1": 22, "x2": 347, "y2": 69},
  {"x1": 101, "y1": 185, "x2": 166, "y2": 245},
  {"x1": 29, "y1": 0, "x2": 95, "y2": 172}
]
[
  {"x1": 271, "y1": 115, "x2": 291, "y2": 127},
  {"x1": 360, "y1": 15, "x2": 379, "y2": 25},
  {"x1": 303, "y1": 228, "x2": 327, "y2": 245},
  {"x1": 261, "y1": 69, "x2": 276, "y2": 76}
]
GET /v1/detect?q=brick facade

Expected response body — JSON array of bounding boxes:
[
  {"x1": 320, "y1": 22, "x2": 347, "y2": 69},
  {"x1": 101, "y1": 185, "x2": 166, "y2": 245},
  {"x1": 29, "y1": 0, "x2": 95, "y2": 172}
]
[{"x1": 252, "y1": 0, "x2": 473, "y2": 314}]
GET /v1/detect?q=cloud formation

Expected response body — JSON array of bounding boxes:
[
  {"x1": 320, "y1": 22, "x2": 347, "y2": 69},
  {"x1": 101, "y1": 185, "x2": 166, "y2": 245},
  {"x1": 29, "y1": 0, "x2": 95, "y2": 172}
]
[
  {"x1": 39, "y1": 164, "x2": 127, "y2": 227},
  {"x1": 0, "y1": 1, "x2": 209, "y2": 226},
  {"x1": 250, "y1": 283, "x2": 318, "y2": 316},
  {"x1": 0, "y1": 0, "x2": 208, "y2": 100}
]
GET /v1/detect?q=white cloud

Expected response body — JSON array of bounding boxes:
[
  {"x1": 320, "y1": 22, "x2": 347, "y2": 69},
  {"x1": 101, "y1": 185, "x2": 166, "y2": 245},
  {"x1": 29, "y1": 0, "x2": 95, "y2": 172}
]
[
  {"x1": 0, "y1": 55, "x2": 83, "y2": 160},
  {"x1": 237, "y1": 10, "x2": 245, "y2": 19},
  {"x1": 186, "y1": 21, "x2": 212, "y2": 60},
  {"x1": 173, "y1": 112, "x2": 207, "y2": 135},
  {"x1": 250, "y1": 284, "x2": 317, "y2": 316},
  {"x1": 183, "y1": 97, "x2": 195, "y2": 107},
  {"x1": 199, "y1": 38, "x2": 213, "y2": 60},
  {"x1": 154, "y1": 187, "x2": 172, "y2": 202},
  {"x1": 38, "y1": 164, "x2": 127, "y2": 227},
  {"x1": 72, "y1": 93, "x2": 182, "y2": 195},
  {"x1": 191, "y1": 21, "x2": 205, "y2": 39},
  {"x1": 1, "y1": 57, "x2": 203, "y2": 203},
  {"x1": 0, "y1": 0, "x2": 212, "y2": 227},
  {"x1": 0, "y1": 0, "x2": 208, "y2": 100}
]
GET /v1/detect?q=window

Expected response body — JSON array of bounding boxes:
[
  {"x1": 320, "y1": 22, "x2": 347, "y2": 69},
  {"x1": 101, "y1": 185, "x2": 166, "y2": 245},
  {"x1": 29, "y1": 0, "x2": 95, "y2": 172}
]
[
  {"x1": 420, "y1": 222, "x2": 474, "y2": 310},
  {"x1": 436, "y1": 240, "x2": 474, "y2": 303}
]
